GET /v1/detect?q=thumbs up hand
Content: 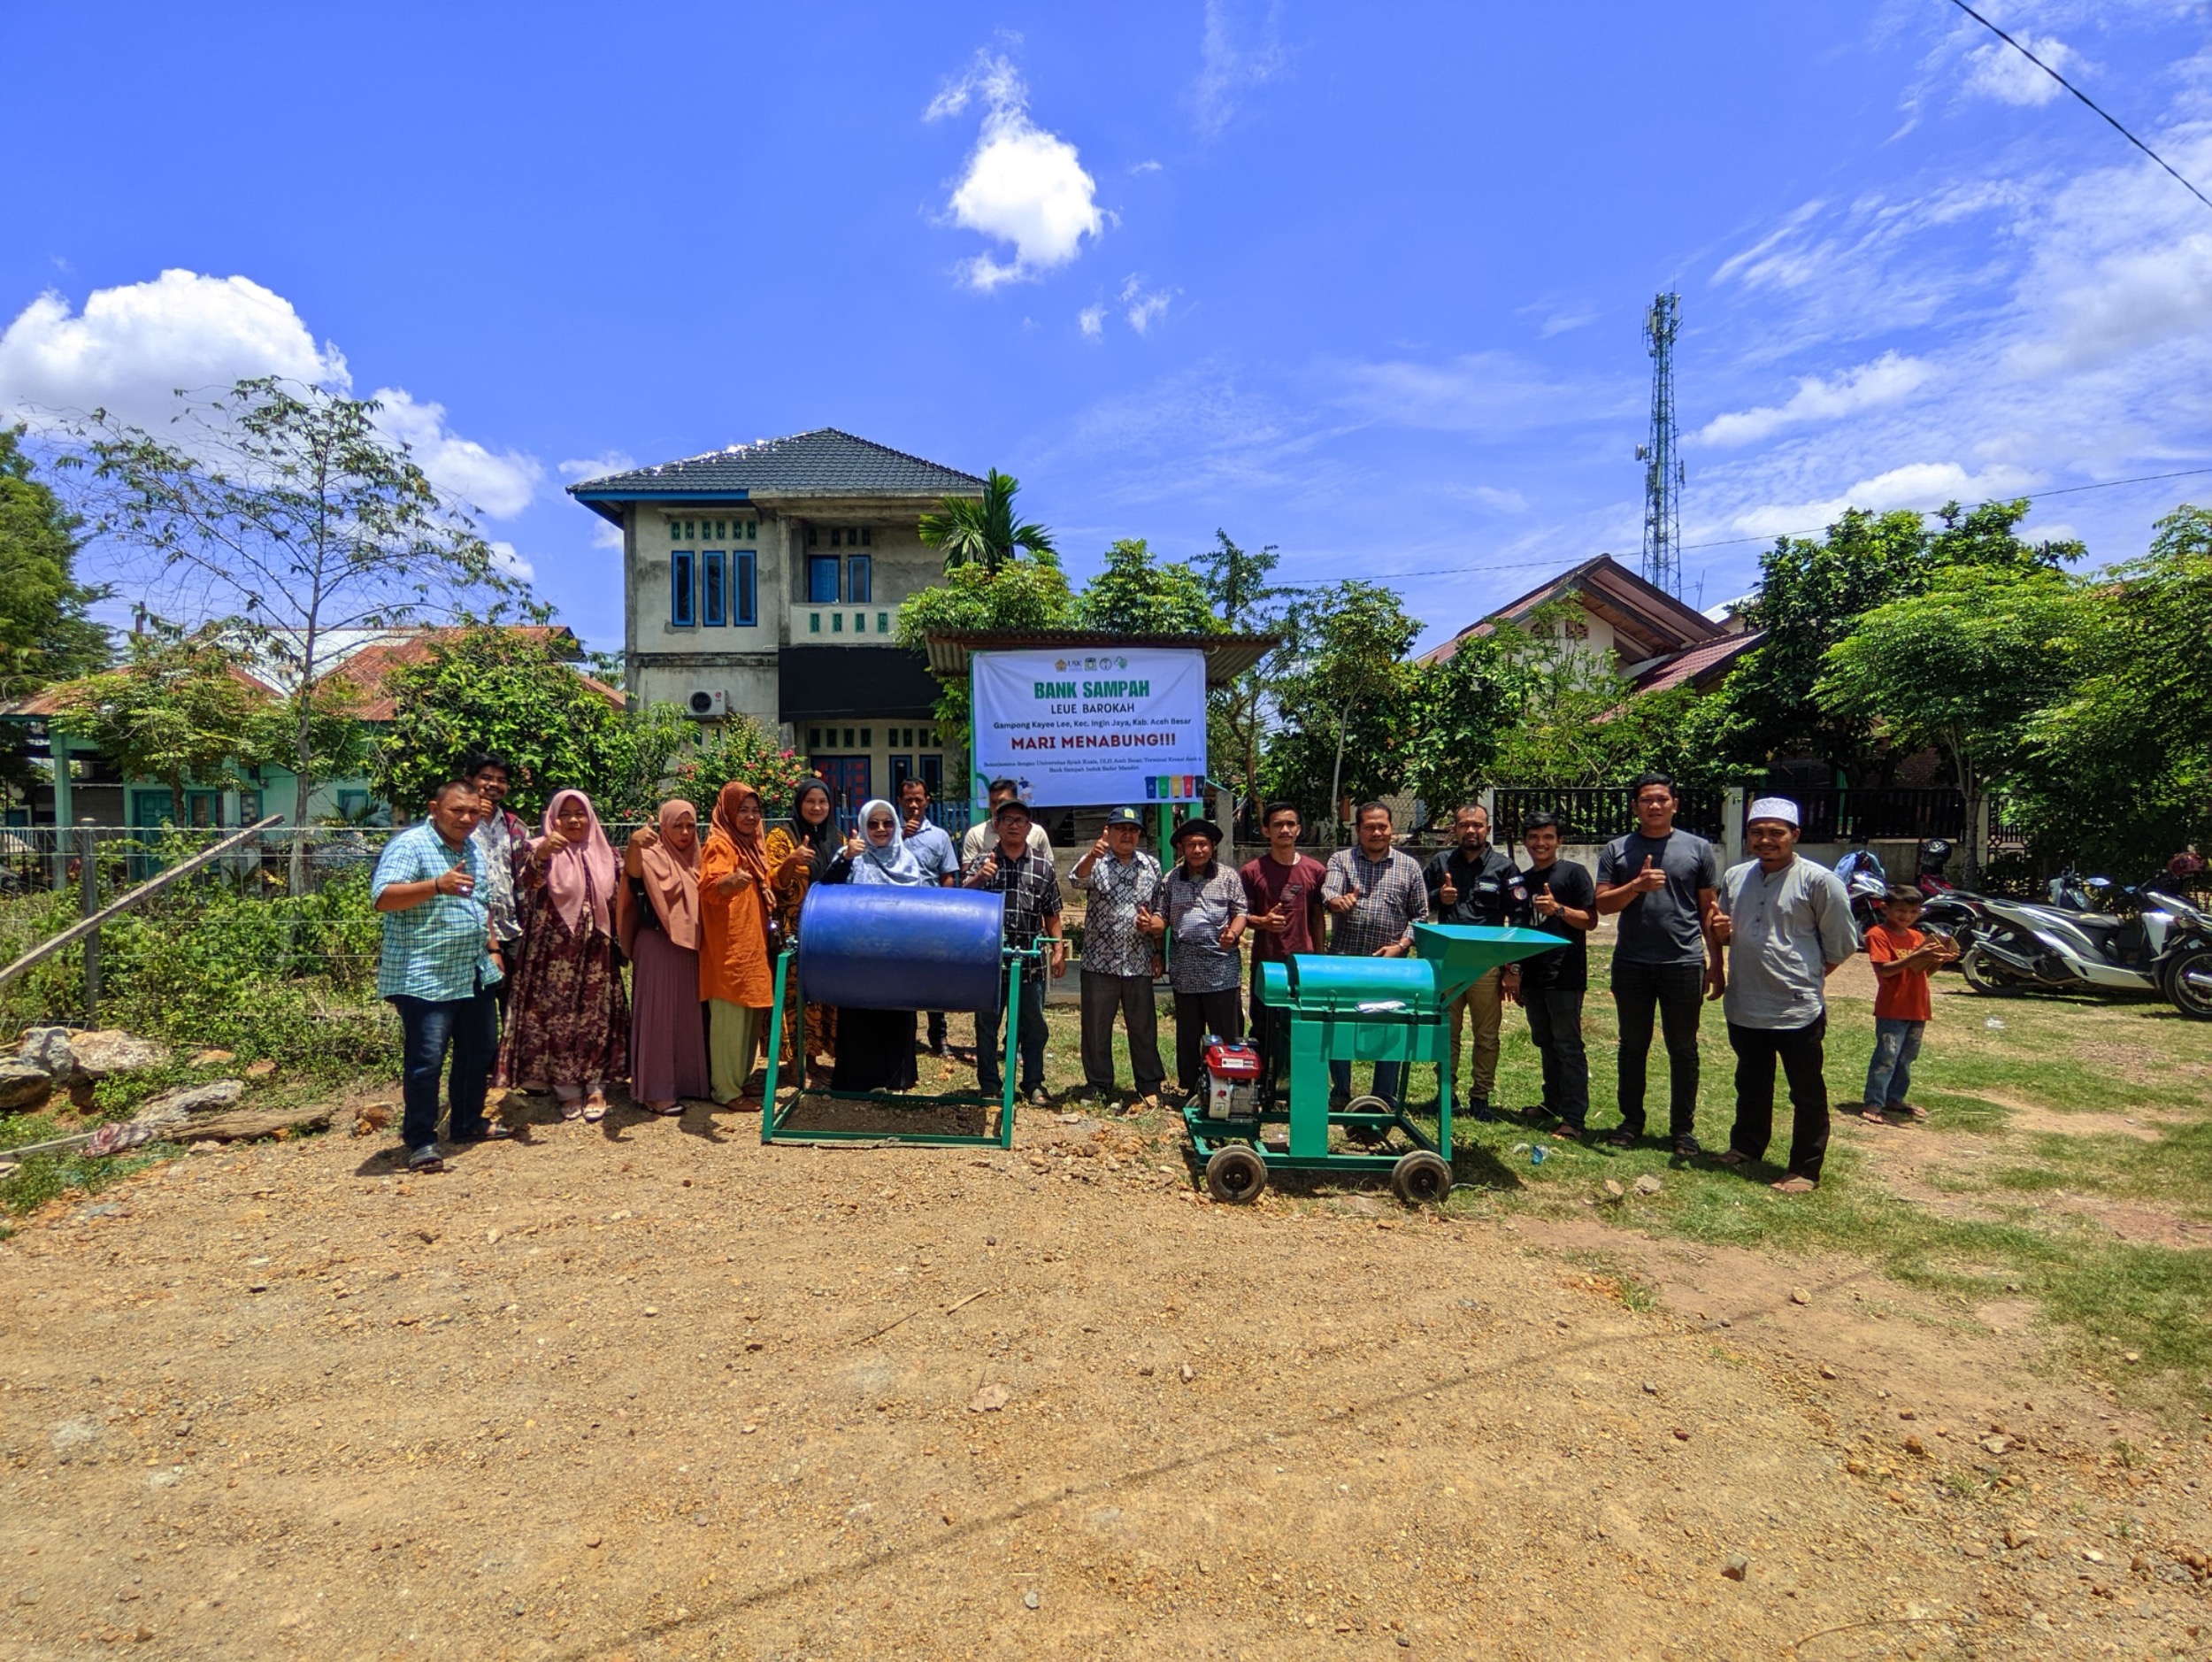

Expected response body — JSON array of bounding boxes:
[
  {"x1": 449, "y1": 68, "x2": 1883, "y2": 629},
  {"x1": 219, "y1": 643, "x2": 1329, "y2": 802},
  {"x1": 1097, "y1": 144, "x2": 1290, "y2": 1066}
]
[
  {"x1": 1439, "y1": 873, "x2": 1459, "y2": 907},
  {"x1": 1632, "y1": 855, "x2": 1666, "y2": 895},
  {"x1": 1326, "y1": 882, "x2": 1362, "y2": 916}
]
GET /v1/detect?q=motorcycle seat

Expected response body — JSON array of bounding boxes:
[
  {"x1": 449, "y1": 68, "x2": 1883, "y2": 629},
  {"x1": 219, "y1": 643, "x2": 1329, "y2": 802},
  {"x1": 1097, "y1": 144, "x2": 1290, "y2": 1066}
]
[{"x1": 2053, "y1": 910, "x2": 2125, "y2": 932}]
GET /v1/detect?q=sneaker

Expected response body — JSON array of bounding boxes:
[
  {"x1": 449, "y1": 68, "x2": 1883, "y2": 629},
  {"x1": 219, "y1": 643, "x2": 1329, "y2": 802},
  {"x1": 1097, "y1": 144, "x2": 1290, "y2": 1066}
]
[
  {"x1": 406, "y1": 1145, "x2": 445, "y2": 1173},
  {"x1": 1463, "y1": 1097, "x2": 1498, "y2": 1123}
]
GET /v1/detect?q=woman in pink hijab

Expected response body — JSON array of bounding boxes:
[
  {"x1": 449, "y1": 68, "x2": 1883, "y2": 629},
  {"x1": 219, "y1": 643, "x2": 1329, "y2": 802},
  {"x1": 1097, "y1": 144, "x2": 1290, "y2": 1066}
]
[
  {"x1": 498, "y1": 788, "x2": 630, "y2": 1120},
  {"x1": 613, "y1": 798, "x2": 710, "y2": 1114}
]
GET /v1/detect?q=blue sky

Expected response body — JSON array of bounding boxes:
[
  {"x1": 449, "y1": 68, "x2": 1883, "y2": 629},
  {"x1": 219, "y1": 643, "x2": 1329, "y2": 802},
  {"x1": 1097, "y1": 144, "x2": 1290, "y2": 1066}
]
[{"x1": 5, "y1": 1, "x2": 2210, "y2": 652}]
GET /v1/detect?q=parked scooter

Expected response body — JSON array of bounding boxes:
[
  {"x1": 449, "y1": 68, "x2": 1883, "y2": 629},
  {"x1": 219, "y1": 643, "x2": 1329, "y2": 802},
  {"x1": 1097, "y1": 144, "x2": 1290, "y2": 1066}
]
[
  {"x1": 1910, "y1": 838, "x2": 1978, "y2": 949},
  {"x1": 1843, "y1": 865, "x2": 1892, "y2": 947},
  {"x1": 1949, "y1": 880, "x2": 2212, "y2": 1017}
]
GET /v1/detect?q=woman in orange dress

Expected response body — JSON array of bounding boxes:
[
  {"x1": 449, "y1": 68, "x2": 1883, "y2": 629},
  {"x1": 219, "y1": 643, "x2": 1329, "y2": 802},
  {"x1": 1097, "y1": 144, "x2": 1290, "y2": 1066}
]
[
  {"x1": 698, "y1": 781, "x2": 777, "y2": 1104},
  {"x1": 764, "y1": 779, "x2": 838, "y2": 1082}
]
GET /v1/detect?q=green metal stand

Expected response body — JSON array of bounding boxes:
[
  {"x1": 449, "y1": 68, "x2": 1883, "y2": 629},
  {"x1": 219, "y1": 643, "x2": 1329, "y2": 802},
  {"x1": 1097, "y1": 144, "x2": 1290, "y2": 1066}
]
[
  {"x1": 761, "y1": 940, "x2": 1035, "y2": 1150},
  {"x1": 1181, "y1": 925, "x2": 1566, "y2": 1203}
]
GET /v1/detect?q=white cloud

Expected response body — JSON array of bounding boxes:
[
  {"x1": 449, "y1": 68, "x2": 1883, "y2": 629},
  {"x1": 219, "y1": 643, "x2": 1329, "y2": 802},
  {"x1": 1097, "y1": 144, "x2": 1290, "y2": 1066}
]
[
  {"x1": 1730, "y1": 461, "x2": 2038, "y2": 540},
  {"x1": 487, "y1": 539, "x2": 536, "y2": 583},
  {"x1": 0, "y1": 269, "x2": 541, "y2": 519},
  {"x1": 1963, "y1": 32, "x2": 2075, "y2": 106},
  {"x1": 0, "y1": 269, "x2": 346, "y2": 429},
  {"x1": 1695, "y1": 351, "x2": 1936, "y2": 447},
  {"x1": 1078, "y1": 304, "x2": 1106, "y2": 339},
  {"x1": 1119, "y1": 274, "x2": 1174, "y2": 335},
  {"x1": 1130, "y1": 159, "x2": 1163, "y2": 175},
  {"x1": 1194, "y1": 0, "x2": 1286, "y2": 136},
  {"x1": 558, "y1": 450, "x2": 636, "y2": 482},
  {"x1": 927, "y1": 50, "x2": 1102, "y2": 290},
  {"x1": 588, "y1": 519, "x2": 625, "y2": 551},
  {"x1": 1335, "y1": 350, "x2": 1633, "y2": 436},
  {"x1": 371, "y1": 389, "x2": 541, "y2": 519}
]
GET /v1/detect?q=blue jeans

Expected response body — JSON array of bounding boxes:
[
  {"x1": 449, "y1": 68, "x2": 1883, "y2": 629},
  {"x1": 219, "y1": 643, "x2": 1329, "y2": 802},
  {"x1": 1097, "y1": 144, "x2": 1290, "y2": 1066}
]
[
  {"x1": 1330, "y1": 1059, "x2": 1405, "y2": 1105},
  {"x1": 1863, "y1": 1017, "x2": 1924, "y2": 1106},
  {"x1": 978, "y1": 978, "x2": 1048, "y2": 1096},
  {"x1": 390, "y1": 990, "x2": 498, "y2": 1154}
]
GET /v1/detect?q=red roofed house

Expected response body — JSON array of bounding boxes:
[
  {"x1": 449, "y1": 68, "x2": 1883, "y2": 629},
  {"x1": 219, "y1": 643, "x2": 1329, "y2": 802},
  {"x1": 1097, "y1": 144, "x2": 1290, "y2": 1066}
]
[
  {"x1": 1417, "y1": 553, "x2": 1763, "y2": 696},
  {"x1": 2, "y1": 626, "x2": 618, "y2": 829}
]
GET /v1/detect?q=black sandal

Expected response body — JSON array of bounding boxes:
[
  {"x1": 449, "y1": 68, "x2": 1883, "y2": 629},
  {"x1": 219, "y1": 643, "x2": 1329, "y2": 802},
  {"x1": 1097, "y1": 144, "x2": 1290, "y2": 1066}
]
[{"x1": 1603, "y1": 1127, "x2": 1640, "y2": 1149}]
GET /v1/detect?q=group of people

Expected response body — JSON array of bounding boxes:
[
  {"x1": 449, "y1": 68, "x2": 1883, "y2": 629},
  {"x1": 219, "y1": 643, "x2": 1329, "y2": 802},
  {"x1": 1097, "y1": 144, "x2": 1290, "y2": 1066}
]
[{"x1": 375, "y1": 758, "x2": 1951, "y2": 1196}]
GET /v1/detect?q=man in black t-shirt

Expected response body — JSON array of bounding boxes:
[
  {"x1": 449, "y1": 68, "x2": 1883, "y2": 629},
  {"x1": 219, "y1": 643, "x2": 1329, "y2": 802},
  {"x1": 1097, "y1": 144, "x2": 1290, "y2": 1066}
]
[
  {"x1": 1422, "y1": 803, "x2": 1528, "y2": 1118},
  {"x1": 1514, "y1": 812, "x2": 1596, "y2": 1135}
]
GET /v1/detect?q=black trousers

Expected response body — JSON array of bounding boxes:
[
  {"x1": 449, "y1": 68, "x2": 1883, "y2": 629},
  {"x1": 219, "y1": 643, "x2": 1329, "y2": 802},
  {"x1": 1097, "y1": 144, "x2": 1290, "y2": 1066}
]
[
  {"x1": 1726, "y1": 1014, "x2": 1830, "y2": 1181},
  {"x1": 1522, "y1": 987, "x2": 1589, "y2": 1128},
  {"x1": 1610, "y1": 959, "x2": 1706, "y2": 1142},
  {"x1": 1172, "y1": 988, "x2": 1244, "y2": 1095},
  {"x1": 977, "y1": 979, "x2": 1048, "y2": 1096},
  {"x1": 1079, "y1": 968, "x2": 1166, "y2": 1094}
]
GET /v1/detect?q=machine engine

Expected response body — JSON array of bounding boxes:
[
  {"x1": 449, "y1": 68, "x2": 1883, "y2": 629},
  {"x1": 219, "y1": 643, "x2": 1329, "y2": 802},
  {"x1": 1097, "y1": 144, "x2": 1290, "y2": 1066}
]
[{"x1": 1202, "y1": 1037, "x2": 1261, "y2": 1120}]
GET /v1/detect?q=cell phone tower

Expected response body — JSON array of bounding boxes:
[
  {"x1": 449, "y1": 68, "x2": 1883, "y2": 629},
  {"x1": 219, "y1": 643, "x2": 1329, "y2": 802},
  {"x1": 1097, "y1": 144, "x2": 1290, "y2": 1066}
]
[{"x1": 1637, "y1": 291, "x2": 1685, "y2": 597}]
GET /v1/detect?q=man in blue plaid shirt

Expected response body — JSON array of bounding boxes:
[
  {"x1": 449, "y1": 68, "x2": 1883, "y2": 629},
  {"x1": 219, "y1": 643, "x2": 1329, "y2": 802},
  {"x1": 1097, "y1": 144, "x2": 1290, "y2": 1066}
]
[{"x1": 373, "y1": 779, "x2": 510, "y2": 1172}]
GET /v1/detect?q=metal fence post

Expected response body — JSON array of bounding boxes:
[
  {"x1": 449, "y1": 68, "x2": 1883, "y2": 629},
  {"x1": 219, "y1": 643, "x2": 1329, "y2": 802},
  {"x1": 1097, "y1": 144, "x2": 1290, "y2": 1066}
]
[{"x1": 78, "y1": 826, "x2": 99, "y2": 1024}]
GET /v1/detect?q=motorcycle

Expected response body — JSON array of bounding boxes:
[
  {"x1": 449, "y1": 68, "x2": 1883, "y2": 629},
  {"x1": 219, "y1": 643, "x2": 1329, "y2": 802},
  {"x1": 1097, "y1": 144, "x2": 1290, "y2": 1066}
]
[
  {"x1": 1843, "y1": 866, "x2": 1892, "y2": 947},
  {"x1": 1949, "y1": 881, "x2": 2212, "y2": 1018},
  {"x1": 1909, "y1": 838, "x2": 1978, "y2": 953}
]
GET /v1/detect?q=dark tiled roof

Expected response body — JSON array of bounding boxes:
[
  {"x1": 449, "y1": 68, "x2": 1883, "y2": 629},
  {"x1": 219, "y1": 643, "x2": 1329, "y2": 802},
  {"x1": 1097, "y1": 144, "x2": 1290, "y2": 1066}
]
[{"x1": 566, "y1": 429, "x2": 985, "y2": 516}]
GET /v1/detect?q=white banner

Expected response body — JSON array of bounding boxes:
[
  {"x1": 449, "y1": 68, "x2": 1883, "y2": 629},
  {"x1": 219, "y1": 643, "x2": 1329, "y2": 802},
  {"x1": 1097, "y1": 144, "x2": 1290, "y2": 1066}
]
[{"x1": 969, "y1": 647, "x2": 1208, "y2": 809}]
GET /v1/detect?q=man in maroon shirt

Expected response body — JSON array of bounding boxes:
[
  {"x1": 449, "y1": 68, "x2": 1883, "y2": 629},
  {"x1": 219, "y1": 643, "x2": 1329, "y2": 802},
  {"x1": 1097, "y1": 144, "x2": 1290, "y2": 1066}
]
[{"x1": 1240, "y1": 800, "x2": 1328, "y2": 1098}]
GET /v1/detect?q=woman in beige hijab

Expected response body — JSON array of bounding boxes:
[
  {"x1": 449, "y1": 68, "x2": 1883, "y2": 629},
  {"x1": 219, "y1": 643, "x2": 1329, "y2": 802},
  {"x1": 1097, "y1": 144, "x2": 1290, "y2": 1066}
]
[{"x1": 614, "y1": 798, "x2": 710, "y2": 1113}]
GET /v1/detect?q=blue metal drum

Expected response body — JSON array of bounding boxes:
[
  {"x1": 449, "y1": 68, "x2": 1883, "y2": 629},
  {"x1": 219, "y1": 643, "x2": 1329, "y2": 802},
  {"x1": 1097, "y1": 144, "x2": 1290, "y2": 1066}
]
[{"x1": 795, "y1": 884, "x2": 1008, "y2": 1013}]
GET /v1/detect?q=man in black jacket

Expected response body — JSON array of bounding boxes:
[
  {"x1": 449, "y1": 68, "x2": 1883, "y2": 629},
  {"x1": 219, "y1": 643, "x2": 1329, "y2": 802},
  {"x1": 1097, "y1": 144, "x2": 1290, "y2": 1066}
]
[{"x1": 1422, "y1": 803, "x2": 1528, "y2": 1119}]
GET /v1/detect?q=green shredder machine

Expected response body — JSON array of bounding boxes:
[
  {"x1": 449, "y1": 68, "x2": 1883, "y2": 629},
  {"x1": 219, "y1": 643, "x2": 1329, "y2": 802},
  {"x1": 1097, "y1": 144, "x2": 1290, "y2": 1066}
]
[{"x1": 1181, "y1": 923, "x2": 1563, "y2": 1205}]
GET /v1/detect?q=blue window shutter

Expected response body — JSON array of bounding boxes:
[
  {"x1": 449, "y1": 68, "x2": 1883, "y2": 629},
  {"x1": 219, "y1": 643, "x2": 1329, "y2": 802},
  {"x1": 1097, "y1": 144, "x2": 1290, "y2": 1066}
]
[
  {"x1": 671, "y1": 551, "x2": 695, "y2": 627},
  {"x1": 734, "y1": 552, "x2": 757, "y2": 626},
  {"x1": 702, "y1": 551, "x2": 726, "y2": 626}
]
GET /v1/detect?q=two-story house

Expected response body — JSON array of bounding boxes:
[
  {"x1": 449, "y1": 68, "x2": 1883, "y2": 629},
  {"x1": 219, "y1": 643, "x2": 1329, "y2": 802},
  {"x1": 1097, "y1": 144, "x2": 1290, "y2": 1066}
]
[{"x1": 569, "y1": 429, "x2": 986, "y2": 812}]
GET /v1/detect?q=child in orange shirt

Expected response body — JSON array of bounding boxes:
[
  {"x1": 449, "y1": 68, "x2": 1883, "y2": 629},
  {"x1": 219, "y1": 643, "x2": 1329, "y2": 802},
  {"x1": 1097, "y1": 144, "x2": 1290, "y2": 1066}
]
[{"x1": 1861, "y1": 887, "x2": 1958, "y2": 1122}]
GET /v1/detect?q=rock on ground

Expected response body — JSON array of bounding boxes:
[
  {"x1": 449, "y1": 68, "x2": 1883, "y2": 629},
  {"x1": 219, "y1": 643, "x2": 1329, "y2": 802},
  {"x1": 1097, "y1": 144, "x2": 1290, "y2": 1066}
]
[
  {"x1": 65, "y1": 1029, "x2": 171, "y2": 1080},
  {"x1": 0, "y1": 1060, "x2": 52, "y2": 1112}
]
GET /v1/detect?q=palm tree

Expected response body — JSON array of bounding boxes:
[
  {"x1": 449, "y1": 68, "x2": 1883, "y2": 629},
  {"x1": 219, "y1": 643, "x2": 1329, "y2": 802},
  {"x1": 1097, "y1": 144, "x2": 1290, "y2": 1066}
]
[{"x1": 917, "y1": 469, "x2": 1057, "y2": 574}]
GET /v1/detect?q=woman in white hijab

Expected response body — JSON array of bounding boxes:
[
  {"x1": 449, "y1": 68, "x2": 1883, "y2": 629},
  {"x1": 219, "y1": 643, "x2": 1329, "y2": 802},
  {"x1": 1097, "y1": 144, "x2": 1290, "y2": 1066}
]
[{"x1": 821, "y1": 800, "x2": 926, "y2": 1089}]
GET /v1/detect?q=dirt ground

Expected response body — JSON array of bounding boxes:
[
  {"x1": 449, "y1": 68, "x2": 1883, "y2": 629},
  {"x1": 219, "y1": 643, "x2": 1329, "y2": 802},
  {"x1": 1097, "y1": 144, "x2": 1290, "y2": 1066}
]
[{"x1": 5, "y1": 1044, "x2": 2212, "y2": 1662}]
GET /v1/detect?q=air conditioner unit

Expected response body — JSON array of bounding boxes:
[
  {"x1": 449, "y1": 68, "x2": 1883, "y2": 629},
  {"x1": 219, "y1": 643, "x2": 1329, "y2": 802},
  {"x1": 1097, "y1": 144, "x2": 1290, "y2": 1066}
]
[{"x1": 686, "y1": 688, "x2": 728, "y2": 720}]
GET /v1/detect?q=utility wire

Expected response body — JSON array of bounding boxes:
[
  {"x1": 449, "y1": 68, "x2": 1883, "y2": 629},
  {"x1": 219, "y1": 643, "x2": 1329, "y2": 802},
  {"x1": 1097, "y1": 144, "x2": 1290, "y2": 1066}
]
[
  {"x1": 1278, "y1": 466, "x2": 2212, "y2": 587},
  {"x1": 1944, "y1": 0, "x2": 2212, "y2": 215}
]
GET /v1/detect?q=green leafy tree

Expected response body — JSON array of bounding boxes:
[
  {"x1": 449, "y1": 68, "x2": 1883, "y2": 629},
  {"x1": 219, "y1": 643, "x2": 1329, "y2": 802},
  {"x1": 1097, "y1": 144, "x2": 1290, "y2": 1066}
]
[
  {"x1": 1200, "y1": 531, "x2": 1290, "y2": 825},
  {"x1": 1261, "y1": 581, "x2": 1421, "y2": 843},
  {"x1": 916, "y1": 468, "x2": 1056, "y2": 574},
  {"x1": 895, "y1": 556, "x2": 1077, "y2": 773},
  {"x1": 370, "y1": 625, "x2": 638, "y2": 817},
  {"x1": 1710, "y1": 500, "x2": 2078, "y2": 781},
  {"x1": 1816, "y1": 566, "x2": 2086, "y2": 878},
  {"x1": 0, "y1": 427, "x2": 108, "y2": 699},
  {"x1": 49, "y1": 624, "x2": 273, "y2": 826},
  {"x1": 1071, "y1": 538, "x2": 1223, "y2": 635},
  {"x1": 2014, "y1": 505, "x2": 2212, "y2": 873},
  {"x1": 1400, "y1": 628, "x2": 1524, "y2": 810},
  {"x1": 666, "y1": 717, "x2": 814, "y2": 820},
  {"x1": 64, "y1": 378, "x2": 526, "y2": 880},
  {"x1": 0, "y1": 426, "x2": 111, "y2": 804}
]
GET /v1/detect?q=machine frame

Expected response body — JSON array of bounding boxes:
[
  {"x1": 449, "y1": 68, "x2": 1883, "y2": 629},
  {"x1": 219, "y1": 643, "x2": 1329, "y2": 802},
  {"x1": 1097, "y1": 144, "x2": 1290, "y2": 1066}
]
[{"x1": 761, "y1": 936, "x2": 1041, "y2": 1150}]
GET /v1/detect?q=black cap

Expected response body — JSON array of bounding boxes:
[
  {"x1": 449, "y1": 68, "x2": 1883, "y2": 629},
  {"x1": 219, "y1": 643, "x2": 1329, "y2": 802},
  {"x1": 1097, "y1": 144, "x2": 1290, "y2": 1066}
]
[
  {"x1": 1170, "y1": 817, "x2": 1223, "y2": 846},
  {"x1": 1102, "y1": 806, "x2": 1144, "y2": 828},
  {"x1": 992, "y1": 796, "x2": 1034, "y2": 822}
]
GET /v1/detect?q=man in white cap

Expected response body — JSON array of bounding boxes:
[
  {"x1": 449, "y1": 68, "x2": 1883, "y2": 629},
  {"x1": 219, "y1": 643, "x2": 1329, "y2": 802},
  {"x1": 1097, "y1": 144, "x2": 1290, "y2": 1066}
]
[{"x1": 1709, "y1": 796, "x2": 1857, "y2": 1192}]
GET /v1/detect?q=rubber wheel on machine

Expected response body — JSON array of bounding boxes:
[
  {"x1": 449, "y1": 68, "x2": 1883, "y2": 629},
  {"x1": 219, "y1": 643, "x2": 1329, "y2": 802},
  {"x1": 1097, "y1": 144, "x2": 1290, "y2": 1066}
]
[
  {"x1": 1204, "y1": 1144, "x2": 1269, "y2": 1204},
  {"x1": 2168, "y1": 944, "x2": 2212, "y2": 1020},
  {"x1": 1343, "y1": 1092, "x2": 1393, "y2": 1147},
  {"x1": 1391, "y1": 1149, "x2": 1453, "y2": 1206}
]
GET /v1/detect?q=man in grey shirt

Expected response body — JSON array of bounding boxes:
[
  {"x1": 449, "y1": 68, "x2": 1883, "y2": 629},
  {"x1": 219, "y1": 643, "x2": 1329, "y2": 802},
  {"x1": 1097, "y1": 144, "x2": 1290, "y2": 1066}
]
[
  {"x1": 1594, "y1": 773, "x2": 1722, "y2": 1154},
  {"x1": 1322, "y1": 801, "x2": 1430, "y2": 1107},
  {"x1": 1710, "y1": 796, "x2": 1857, "y2": 1193}
]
